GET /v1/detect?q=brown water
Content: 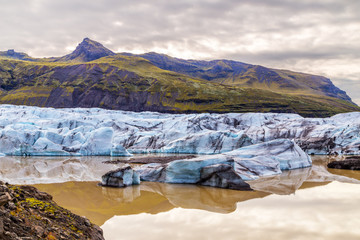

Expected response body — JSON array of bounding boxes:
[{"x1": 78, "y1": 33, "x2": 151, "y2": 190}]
[{"x1": 30, "y1": 155, "x2": 360, "y2": 240}]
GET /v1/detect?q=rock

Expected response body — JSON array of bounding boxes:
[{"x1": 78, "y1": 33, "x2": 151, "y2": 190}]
[
  {"x1": 100, "y1": 165, "x2": 140, "y2": 187},
  {"x1": 0, "y1": 193, "x2": 11, "y2": 206},
  {"x1": 136, "y1": 139, "x2": 311, "y2": 188},
  {"x1": 327, "y1": 159, "x2": 360, "y2": 170},
  {"x1": 33, "y1": 225, "x2": 44, "y2": 236},
  {"x1": 7, "y1": 202, "x2": 16, "y2": 210}
]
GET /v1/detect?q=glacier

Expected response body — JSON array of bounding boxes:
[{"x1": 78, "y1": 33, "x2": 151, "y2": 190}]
[{"x1": 0, "y1": 105, "x2": 359, "y2": 156}]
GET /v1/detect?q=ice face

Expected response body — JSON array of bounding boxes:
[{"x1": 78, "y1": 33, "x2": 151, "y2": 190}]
[{"x1": 0, "y1": 105, "x2": 359, "y2": 156}]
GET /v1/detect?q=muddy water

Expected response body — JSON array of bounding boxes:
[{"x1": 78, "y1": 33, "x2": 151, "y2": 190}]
[
  {"x1": 28, "y1": 155, "x2": 360, "y2": 240},
  {"x1": 101, "y1": 182, "x2": 360, "y2": 240}
]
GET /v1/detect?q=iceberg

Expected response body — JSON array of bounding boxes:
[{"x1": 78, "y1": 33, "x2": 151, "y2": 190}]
[{"x1": 99, "y1": 139, "x2": 312, "y2": 189}]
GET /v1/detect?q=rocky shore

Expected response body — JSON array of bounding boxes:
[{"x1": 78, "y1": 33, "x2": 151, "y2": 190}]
[{"x1": 0, "y1": 181, "x2": 104, "y2": 240}]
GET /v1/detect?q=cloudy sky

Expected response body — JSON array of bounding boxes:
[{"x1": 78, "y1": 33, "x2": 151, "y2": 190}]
[{"x1": 1, "y1": 0, "x2": 360, "y2": 104}]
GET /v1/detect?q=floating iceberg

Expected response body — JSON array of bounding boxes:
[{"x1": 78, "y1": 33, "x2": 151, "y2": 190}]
[{"x1": 101, "y1": 139, "x2": 312, "y2": 189}]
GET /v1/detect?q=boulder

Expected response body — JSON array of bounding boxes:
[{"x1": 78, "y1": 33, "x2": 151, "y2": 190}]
[{"x1": 100, "y1": 165, "x2": 140, "y2": 188}]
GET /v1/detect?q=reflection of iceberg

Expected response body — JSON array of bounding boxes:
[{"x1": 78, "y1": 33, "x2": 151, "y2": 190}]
[
  {"x1": 307, "y1": 165, "x2": 360, "y2": 183},
  {"x1": 34, "y1": 181, "x2": 270, "y2": 226},
  {"x1": 0, "y1": 156, "x2": 119, "y2": 184},
  {"x1": 101, "y1": 185, "x2": 141, "y2": 203},
  {"x1": 247, "y1": 159, "x2": 360, "y2": 195},
  {"x1": 248, "y1": 167, "x2": 312, "y2": 195},
  {"x1": 140, "y1": 182, "x2": 269, "y2": 213}
]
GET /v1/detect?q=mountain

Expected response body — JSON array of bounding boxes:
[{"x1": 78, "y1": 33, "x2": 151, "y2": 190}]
[
  {"x1": 132, "y1": 52, "x2": 352, "y2": 103},
  {"x1": 0, "y1": 38, "x2": 358, "y2": 117},
  {"x1": 0, "y1": 49, "x2": 35, "y2": 61},
  {"x1": 55, "y1": 38, "x2": 116, "y2": 62}
]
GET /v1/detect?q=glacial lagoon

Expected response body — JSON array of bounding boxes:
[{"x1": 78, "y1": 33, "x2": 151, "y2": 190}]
[{"x1": 1, "y1": 155, "x2": 360, "y2": 240}]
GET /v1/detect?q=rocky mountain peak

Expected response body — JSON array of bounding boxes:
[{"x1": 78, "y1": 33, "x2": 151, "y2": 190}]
[{"x1": 57, "y1": 38, "x2": 115, "y2": 62}]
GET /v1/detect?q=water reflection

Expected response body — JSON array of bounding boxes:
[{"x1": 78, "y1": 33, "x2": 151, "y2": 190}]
[
  {"x1": 0, "y1": 156, "x2": 119, "y2": 184},
  {"x1": 33, "y1": 156, "x2": 360, "y2": 227},
  {"x1": 248, "y1": 166, "x2": 312, "y2": 195},
  {"x1": 0, "y1": 154, "x2": 354, "y2": 231},
  {"x1": 102, "y1": 182, "x2": 360, "y2": 240},
  {"x1": 34, "y1": 181, "x2": 270, "y2": 226}
]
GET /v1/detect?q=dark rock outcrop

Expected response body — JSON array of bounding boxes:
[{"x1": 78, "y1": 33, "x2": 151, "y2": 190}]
[
  {"x1": 0, "y1": 181, "x2": 104, "y2": 240},
  {"x1": 327, "y1": 157, "x2": 360, "y2": 170}
]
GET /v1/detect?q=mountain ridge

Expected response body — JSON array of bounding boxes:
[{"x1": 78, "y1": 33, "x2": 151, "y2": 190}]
[
  {"x1": 130, "y1": 52, "x2": 352, "y2": 103},
  {"x1": 0, "y1": 38, "x2": 358, "y2": 117}
]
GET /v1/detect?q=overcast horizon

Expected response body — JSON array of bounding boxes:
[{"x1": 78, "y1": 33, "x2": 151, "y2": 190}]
[{"x1": 1, "y1": 0, "x2": 360, "y2": 104}]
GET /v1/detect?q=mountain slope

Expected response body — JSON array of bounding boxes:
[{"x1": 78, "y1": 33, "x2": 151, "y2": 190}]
[
  {"x1": 0, "y1": 38, "x2": 358, "y2": 117},
  {"x1": 133, "y1": 52, "x2": 352, "y2": 102},
  {"x1": 0, "y1": 55, "x2": 358, "y2": 117},
  {"x1": 0, "y1": 49, "x2": 35, "y2": 61}
]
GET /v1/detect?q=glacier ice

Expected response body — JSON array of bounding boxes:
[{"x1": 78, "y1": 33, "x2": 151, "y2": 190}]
[{"x1": 0, "y1": 105, "x2": 359, "y2": 156}]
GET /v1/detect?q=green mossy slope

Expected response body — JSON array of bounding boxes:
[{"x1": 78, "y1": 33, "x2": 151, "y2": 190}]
[{"x1": 0, "y1": 55, "x2": 358, "y2": 117}]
